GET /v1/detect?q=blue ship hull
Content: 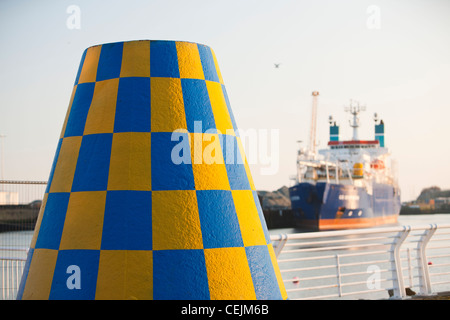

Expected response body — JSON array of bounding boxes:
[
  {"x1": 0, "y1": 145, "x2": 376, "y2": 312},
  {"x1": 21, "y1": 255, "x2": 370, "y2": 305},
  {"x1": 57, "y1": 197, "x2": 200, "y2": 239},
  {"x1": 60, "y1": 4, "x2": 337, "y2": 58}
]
[{"x1": 289, "y1": 182, "x2": 401, "y2": 230}]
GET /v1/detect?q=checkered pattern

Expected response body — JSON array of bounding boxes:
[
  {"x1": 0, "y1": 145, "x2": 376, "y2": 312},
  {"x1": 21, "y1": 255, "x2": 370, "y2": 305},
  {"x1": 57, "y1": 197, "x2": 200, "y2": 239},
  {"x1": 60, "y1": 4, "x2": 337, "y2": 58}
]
[{"x1": 17, "y1": 40, "x2": 287, "y2": 300}]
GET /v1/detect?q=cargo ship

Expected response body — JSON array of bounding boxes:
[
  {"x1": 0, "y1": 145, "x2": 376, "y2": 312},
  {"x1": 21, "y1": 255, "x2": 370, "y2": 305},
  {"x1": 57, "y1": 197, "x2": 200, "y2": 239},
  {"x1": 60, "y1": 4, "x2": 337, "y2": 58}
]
[{"x1": 289, "y1": 92, "x2": 401, "y2": 230}]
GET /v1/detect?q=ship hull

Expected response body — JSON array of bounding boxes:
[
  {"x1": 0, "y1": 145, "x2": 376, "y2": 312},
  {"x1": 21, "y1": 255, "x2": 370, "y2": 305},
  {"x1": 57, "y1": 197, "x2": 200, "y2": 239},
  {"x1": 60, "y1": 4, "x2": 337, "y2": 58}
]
[{"x1": 289, "y1": 182, "x2": 401, "y2": 230}]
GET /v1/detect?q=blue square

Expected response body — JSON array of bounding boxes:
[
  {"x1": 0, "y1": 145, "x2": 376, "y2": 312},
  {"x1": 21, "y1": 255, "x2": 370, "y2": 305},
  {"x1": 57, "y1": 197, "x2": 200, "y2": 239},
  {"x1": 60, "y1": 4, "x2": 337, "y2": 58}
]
[
  {"x1": 64, "y1": 82, "x2": 95, "y2": 137},
  {"x1": 150, "y1": 41, "x2": 180, "y2": 78},
  {"x1": 196, "y1": 190, "x2": 243, "y2": 249},
  {"x1": 35, "y1": 193, "x2": 70, "y2": 250},
  {"x1": 181, "y1": 79, "x2": 216, "y2": 133},
  {"x1": 71, "y1": 134, "x2": 113, "y2": 192},
  {"x1": 101, "y1": 190, "x2": 152, "y2": 250},
  {"x1": 219, "y1": 134, "x2": 251, "y2": 190},
  {"x1": 96, "y1": 42, "x2": 123, "y2": 81},
  {"x1": 151, "y1": 132, "x2": 195, "y2": 191},
  {"x1": 114, "y1": 77, "x2": 151, "y2": 133},
  {"x1": 49, "y1": 250, "x2": 100, "y2": 300},
  {"x1": 153, "y1": 250, "x2": 210, "y2": 300},
  {"x1": 197, "y1": 44, "x2": 220, "y2": 83},
  {"x1": 245, "y1": 245, "x2": 282, "y2": 300}
]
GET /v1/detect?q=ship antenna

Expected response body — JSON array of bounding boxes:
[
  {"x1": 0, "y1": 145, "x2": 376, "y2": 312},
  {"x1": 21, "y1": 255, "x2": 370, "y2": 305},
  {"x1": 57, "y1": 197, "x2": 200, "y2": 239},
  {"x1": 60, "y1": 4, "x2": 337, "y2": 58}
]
[
  {"x1": 345, "y1": 100, "x2": 365, "y2": 140},
  {"x1": 309, "y1": 91, "x2": 319, "y2": 155}
]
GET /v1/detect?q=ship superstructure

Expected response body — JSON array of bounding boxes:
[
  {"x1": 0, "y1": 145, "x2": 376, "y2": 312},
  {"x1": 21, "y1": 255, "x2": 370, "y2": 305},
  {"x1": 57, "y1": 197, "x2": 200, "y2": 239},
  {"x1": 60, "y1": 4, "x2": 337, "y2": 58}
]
[{"x1": 289, "y1": 93, "x2": 401, "y2": 230}]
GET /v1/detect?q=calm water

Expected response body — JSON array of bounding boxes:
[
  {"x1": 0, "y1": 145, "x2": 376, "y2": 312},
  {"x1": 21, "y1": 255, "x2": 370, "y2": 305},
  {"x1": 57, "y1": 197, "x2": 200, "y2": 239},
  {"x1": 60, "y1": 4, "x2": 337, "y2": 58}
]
[
  {"x1": 397, "y1": 213, "x2": 450, "y2": 227},
  {"x1": 268, "y1": 213, "x2": 450, "y2": 235}
]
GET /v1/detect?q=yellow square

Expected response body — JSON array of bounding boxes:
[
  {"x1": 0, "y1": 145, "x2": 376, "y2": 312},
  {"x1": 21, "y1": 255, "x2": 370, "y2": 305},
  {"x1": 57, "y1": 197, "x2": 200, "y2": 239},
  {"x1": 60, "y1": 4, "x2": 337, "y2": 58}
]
[
  {"x1": 268, "y1": 243, "x2": 288, "y2": 300},
  {"x1": 152, "y1": 190, "x2": 203, "y2": 250},
  {"x1": 206, "y1": 81, "x2": 234, "y2": 135},
  {"x1": 210, "y1": 48, "x2": 224, "y2": 85},
  {"x1": 232, "y1": 190, "x2": 266, "y2": 247},
  {"x1": 150, "y1": 77, "x2": 187, "y2": 132},
  {"x1": 120, "y1": 41, "x2": 150, "y2": 78},
  {"x1": 78, "y1": 45, "x2": 101, "y2": 84},
  {"x1": 21, "y1": 248, "x2": 58, "y2": 300},
  {"x1": 204, "y1": 247, "x2": 256, "y2": 300},
  {"x1": 176, "y1": 42, "x2": 204, "y2": 79},
  {"x1": 49, "y1": 136, "x2": 82, "y2": 193},
  {"x1": 96, "y1": 250, "x2": 153, "y2": 300},
  {"x1": 59, "y1": 191, "x2": 106, "y2": 250},
  {"x1": 190, "y1": 133, "x2": 230, "y2": 190},
  {"x1": 60, "y1": 85, "x2": 77, "y2": 139},
  {"x1": 83, "y1": 78, "x2": 119, "y2": 135},
  {"x1": 108, "y1": 132, "x2": 151, "y2": 191}
]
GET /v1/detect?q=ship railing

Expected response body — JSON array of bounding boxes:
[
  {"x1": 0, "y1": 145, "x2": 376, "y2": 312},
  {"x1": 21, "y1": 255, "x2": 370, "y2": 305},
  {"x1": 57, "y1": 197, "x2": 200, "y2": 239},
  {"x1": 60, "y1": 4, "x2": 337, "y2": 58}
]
[{"x1": 271, "y1": 223, "x2": 450, "y2": 300}]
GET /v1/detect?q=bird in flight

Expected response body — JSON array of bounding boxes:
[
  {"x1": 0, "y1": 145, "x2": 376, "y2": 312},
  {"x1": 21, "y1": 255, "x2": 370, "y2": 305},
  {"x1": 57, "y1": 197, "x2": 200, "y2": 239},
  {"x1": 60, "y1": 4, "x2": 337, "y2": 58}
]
[{"x1": 274, "y1": 63, "x2": 281, "y2": 68}]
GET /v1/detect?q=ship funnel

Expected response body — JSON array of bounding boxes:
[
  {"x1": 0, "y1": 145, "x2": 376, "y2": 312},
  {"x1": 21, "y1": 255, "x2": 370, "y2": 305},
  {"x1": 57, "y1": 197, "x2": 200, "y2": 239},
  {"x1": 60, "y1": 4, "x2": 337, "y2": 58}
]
[
  {"x1": 329, "y1": 115, "x2": 339, "y2": 142},
  {"x1": 17, "y1": 40, "x2": 287, "y2": 300},
  {"x1": 375, "y1": 117, "x2": 385, "y2": 147}
]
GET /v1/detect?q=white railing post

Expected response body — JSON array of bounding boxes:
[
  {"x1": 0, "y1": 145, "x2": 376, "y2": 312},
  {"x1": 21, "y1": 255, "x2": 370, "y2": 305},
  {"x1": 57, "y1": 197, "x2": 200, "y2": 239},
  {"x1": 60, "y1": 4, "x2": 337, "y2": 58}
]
[
  {"x1": 335, "y1": 254, "x2": 342, "y2": 297},
  {"x1": 390, "y1": 225, "x2": 411, "y2": 299},
  {"x1": 2, "y1": 260, "x2": 5, "y2": 300},
  {"x1": 273, "y1": 234, "x2": 288, "y2": 258},
  {"x1": 407, "y1": 248, "x2": 413, "y2": 289},
  {"x1": 417, "y1": 224, "x2": 437, "y2": 296}
]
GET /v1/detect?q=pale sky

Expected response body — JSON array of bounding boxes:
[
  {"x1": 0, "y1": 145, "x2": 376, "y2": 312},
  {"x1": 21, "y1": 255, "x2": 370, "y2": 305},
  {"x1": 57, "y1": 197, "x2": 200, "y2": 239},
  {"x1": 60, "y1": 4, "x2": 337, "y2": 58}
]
[{"x1": 0, "y1": 0, "x2": 449, "y2": 201}]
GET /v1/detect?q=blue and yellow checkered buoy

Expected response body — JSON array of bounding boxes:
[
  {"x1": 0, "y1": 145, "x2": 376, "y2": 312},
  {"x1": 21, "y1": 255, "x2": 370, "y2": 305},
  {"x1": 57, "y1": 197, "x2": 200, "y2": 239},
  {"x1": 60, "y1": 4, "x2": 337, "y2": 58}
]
[{"x1": 17, "y1": 40, "x2": 287, "y2": 300}]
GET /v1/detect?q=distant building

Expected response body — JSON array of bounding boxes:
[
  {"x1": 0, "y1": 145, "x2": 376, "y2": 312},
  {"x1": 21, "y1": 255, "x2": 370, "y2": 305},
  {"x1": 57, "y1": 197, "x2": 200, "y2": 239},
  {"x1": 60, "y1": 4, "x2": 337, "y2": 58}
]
[{"x1": 435, "y1": 197, "x2": 450, "y2": 208}]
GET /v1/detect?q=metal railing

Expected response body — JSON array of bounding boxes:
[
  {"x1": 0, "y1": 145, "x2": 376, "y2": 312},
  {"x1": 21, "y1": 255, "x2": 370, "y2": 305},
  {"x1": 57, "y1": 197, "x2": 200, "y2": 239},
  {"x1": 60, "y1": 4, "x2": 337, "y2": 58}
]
[
  {"x1": 271, "y1": 224, "x2": 450, "y2": 300},
  {"x1": 1, "y1": 180, "x2": 45, "y2": 300},
  {"x1": 1, "y1": 247, "x2": 28, "y2": 300}
]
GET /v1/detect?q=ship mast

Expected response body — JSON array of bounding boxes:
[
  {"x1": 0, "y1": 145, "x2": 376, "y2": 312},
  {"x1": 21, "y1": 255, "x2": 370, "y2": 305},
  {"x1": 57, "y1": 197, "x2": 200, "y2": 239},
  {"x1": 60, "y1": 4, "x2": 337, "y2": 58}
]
[
  {"x1": 345, "y1": 100, "x2": 365, "y2": 141},
  {"x1": 309, "y1": 91, "x2": 319, "y2": 154}
]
